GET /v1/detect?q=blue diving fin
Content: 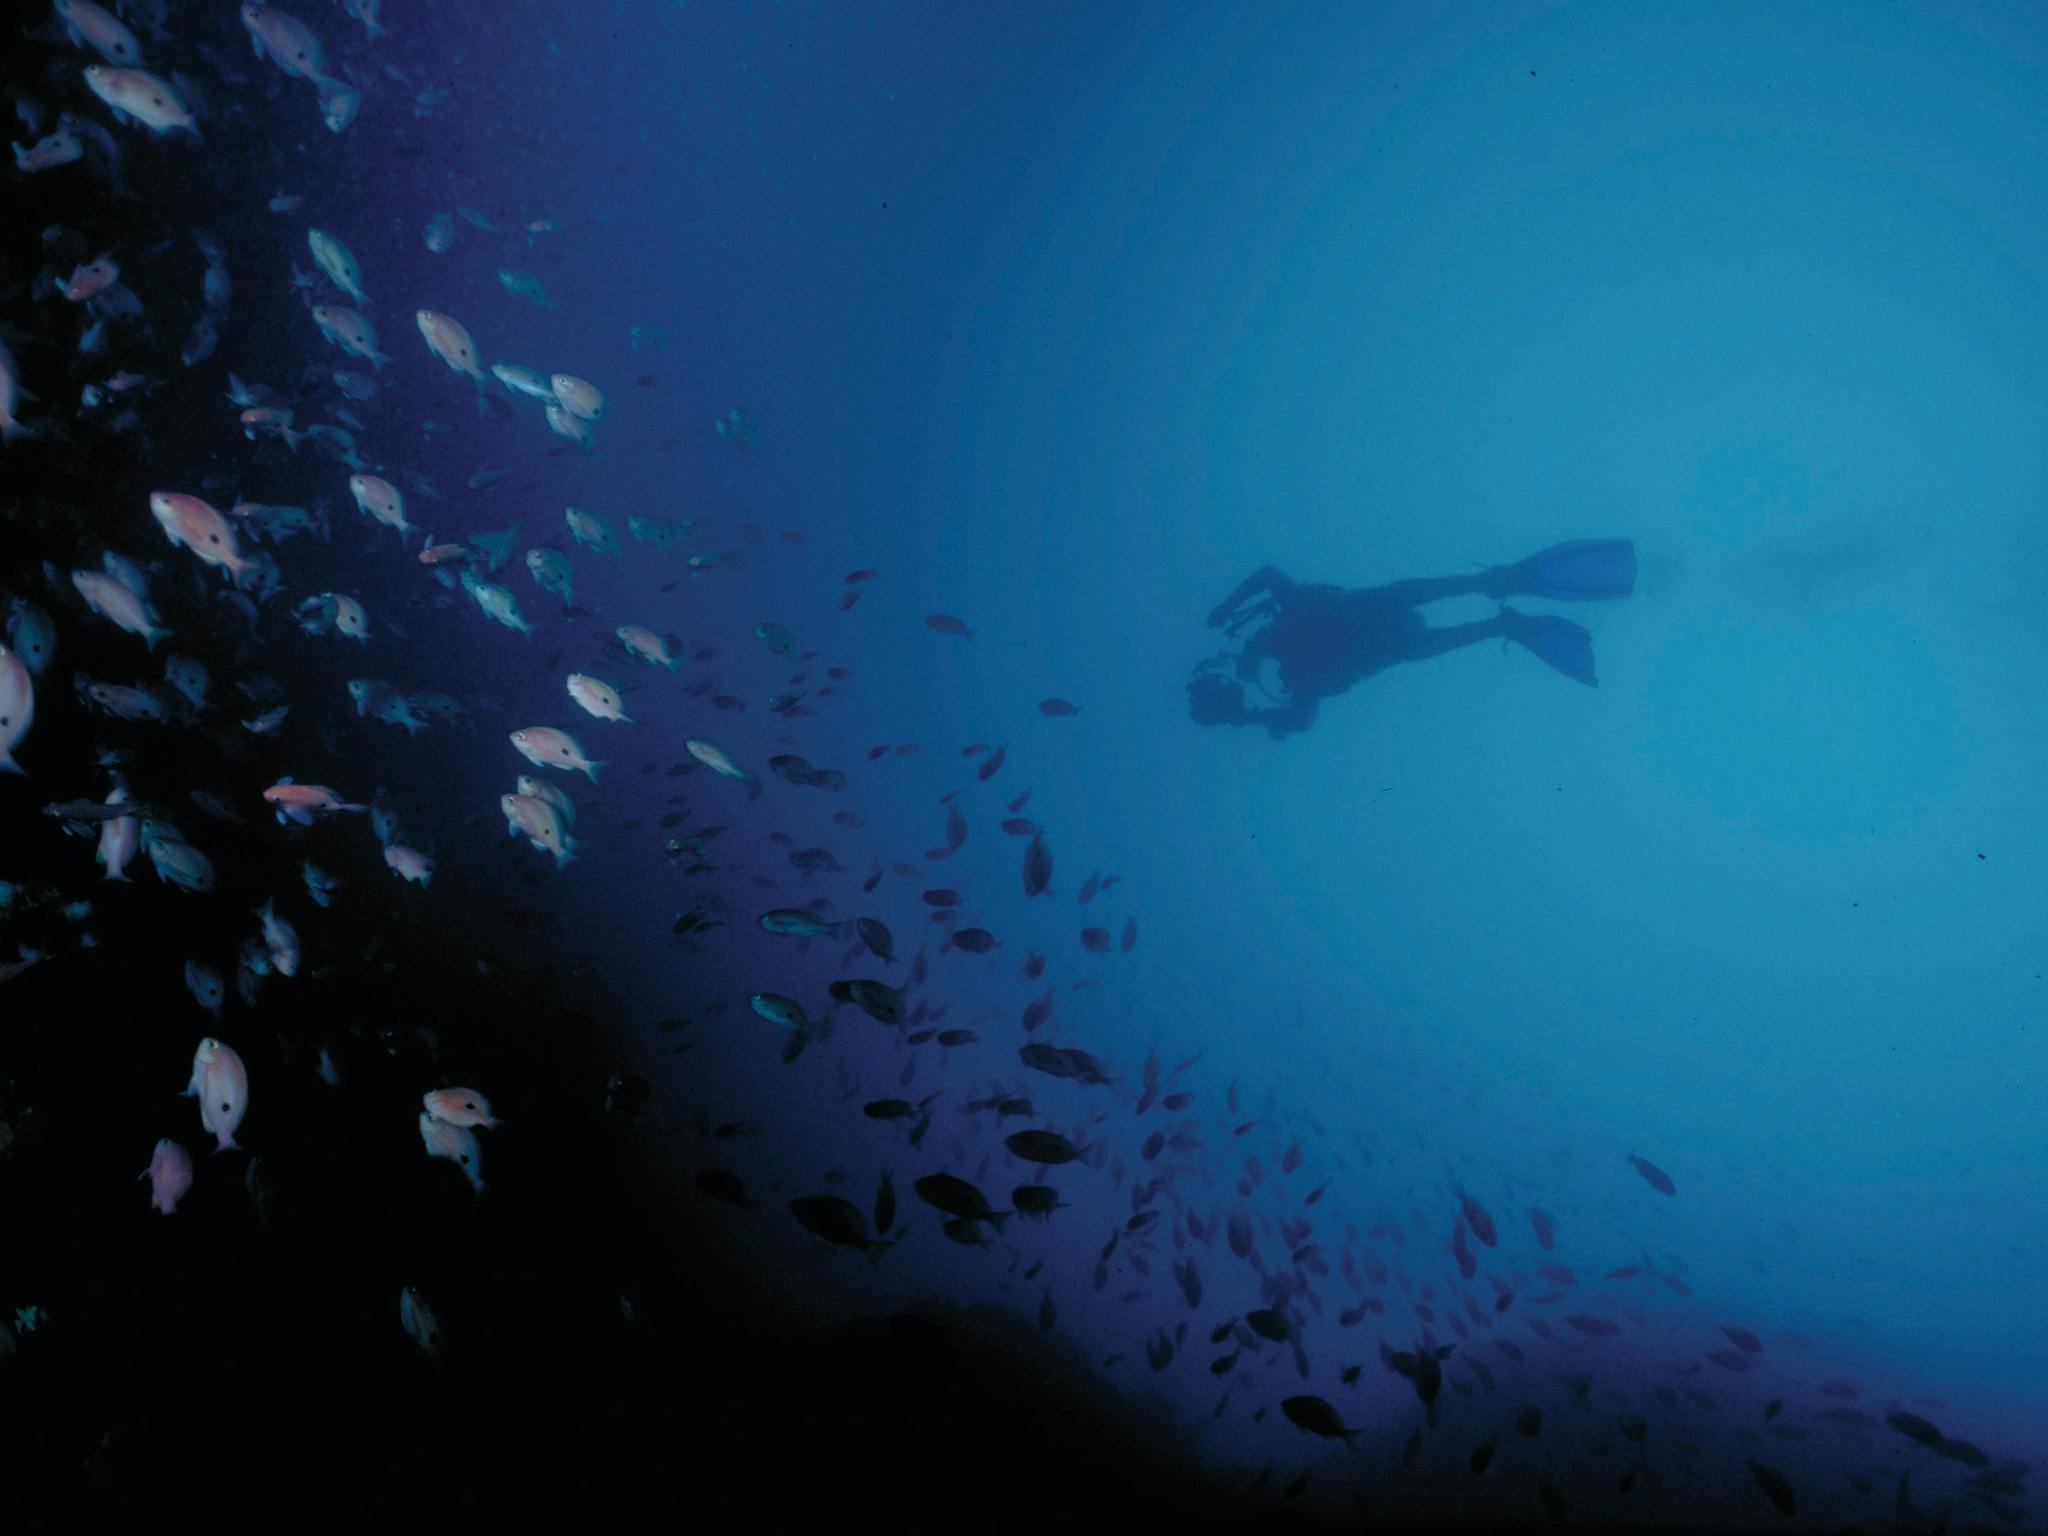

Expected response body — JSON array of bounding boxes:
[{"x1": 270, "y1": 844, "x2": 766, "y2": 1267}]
[
  {"x1": 1500, "y1": 607, "x2": 1598, "y2": 687},
  {"x1": 1485, "y1": 538, "x2": 1636, "y2": 601}
]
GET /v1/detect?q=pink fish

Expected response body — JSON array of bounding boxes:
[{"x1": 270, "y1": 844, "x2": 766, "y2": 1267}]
[
  {"x1": 419, "y1": 1111, "x2": 485, "y2": 1192},
  {"x1": 183, "y1": 1037, "x2": 247, "y2": 1151},
  {"x1": 423, "y1": 1087, "x2": 497, "y2": 1130},
  {"x1": 142, "y1": 1138, "x2": 193, "y2": 1213},
  {"x1": 262, "y1": 778, "x2": 366, "y2": 824},
  {"x1": 62, "y1": 253, "x2": 118, "y2": 302}
]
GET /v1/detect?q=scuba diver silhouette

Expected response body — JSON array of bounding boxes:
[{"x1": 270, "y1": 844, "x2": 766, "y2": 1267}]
[{"x1": 1190, "y1": 538, "x2": 1636, "y2": 738}]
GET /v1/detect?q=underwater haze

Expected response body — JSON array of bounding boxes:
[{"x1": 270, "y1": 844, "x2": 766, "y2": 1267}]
[{"x1": 3, "y1": 0, "x2": 2046, "y2": 1527}]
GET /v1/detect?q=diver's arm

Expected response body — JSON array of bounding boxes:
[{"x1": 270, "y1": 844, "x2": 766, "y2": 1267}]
[
  {"x1": 1208, "y1": 566, "x2": 1294, "y2": 627},
  {"x1": 1225, "y1": 596, "x2": 1279, "y2": 639}
]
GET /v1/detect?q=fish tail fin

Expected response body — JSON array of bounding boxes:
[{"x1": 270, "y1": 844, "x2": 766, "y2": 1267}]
[
  {"x1": 282, "y1": 427, "x2": 303, "y2": 453},
  {"x1": 585, "y1": 760, "x2": 604, "y2": 781},
  {"x1": 0, "y1": 752, "x2": 22, "y2": 776}
]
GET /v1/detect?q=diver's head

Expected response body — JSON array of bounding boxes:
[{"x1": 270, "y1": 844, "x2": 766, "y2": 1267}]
[{"x1": 1187, "y1": 671, "x2": 1244, "y2": 727}]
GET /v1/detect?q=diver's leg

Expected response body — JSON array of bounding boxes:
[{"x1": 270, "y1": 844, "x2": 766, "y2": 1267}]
[
  {"x1": 1405, "y1": 612, "x2": 1599, "y2": 685},
  {"x1": 1208, "y1": 567, "x2": 1293, "y2": 628},
  {"x1": 1397, "y1": 615, "x2": 1512, "y2": 664},
  {"x1": 1363, "y1": 574, "x2": 1494, "y2": 607}
]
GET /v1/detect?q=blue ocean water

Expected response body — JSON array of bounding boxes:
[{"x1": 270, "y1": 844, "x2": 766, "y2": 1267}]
[{"x1": 3, "y1": 0, "x2": 2045, "y2": 1525}]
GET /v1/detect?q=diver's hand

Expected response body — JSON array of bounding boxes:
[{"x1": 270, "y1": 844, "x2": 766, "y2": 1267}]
[{"x1": 1208, "y1": 566, "x2": 1290, "y2": 627}]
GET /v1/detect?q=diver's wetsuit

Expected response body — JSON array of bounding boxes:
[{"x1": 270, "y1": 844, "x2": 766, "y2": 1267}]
[{"x1": 1192, "y1": 542, "x2": 1634, "y2": 737}]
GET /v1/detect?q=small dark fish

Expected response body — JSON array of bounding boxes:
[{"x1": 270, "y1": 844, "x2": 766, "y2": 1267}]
[
  {"x1": 1016, "y1": 1043, "x2": 1111, "y2": 1086},
  {"x1": 1530, "y1": 1207, "x2": 1556, "y2": 1249},
  {"x1": 874, "y1": 1169, "x2": 896, "y2": 1235},
  {"x1": 1022, "y1": 949, "x2": 1046, "y2": 978},
  {"x1": 1245, "y1": 1308, "x2": 1291, "y2": 1343},
  {"x1": 1513, "y1": 1404, "x2": 1542, "y2": 1437},
  {"x1": 1468, "y1": 1438, "x2": 1495, "y2": 1475},
  {"x1": 1007, "y1": 1130, "x2": 1081, "y2": 1165},
  {"x1": 844, "y1": 568, "x2": 878, "y2": 584},
  {"x1": 1884, "y1": 1410, "x2": 1944, "y2": 1449},
  {"x1": 1079, "y1": 927, "x2": 1109, "y2": 953},
  {"x1": 1747, "y1": 1460, "x2": 1798, "y2": 1518},
  {"x1": 977, "y1": 744, "x2": 1006, "y2": 781},
  {"x1": 1722, "y1": 1325, "x2": 1764, "y2": 1354},
  {"x1": 831, "y1": 978, "x2": 904, "y2": 1026},
  {"x1": 1450, "y1": 1220, "x2": 1477, "y2": 1281},
  {"x1": 1013, "y1": 1184, "x2": 1063, "y2": 1215},
  {"x1": 914, "y1": 1173, "x2": 1006, "y2": 1228},
  {"x1": 1162, "y1": 1091, "x2": 1193, "y2": 1112},
  {"x1": 1279, "y1": 1395, "x2": 1355, "y2": 1445},
  {"x1": 1563, "y1": 1314, "x2": 1620, "y2": 1337},
  {"x1": 922, "y1": 888, "x2": 961, "y2": 907},
  {"x1": 1077, "y1": 872, "x2": 1100, "y2": 905},
  {"x1": 951, "y1": 927, "x2": 998, "y2": 954},
  {"x1": 1020, "y1": 991, "x2": 1053, "y2": 1032},
  {"x1": 943, "y1": 802, "x2": 967, "y2": 851},
  {"x1": 1459, "y1": 1190, "x2": 1497, "y2": 1246},
  {"x1": 1120, "y1": 917, "x2": 1137, "y2": 952},
  {"x1": 1627, "y1": 1152, "x2": 1677, "y2": 1195},
  {"x1": 1000, "y1": 817, "x2": 1037, "y2": 836},
  {"x1": 790, "y1": 1194, "x2": 890, "y2": 1257},
  {"x1": 924, "y1": 613, "x2": 973, "y2": 637},
  {"x1": 856, "y1": 916, "x2": 895, "y2": 963},
  {"x1": 1037, "y1": 697, "x2": 1080, "y2": 717},
  {"x1": 1022, "y1": 831, "x2": 1052, "y2": 897}
]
